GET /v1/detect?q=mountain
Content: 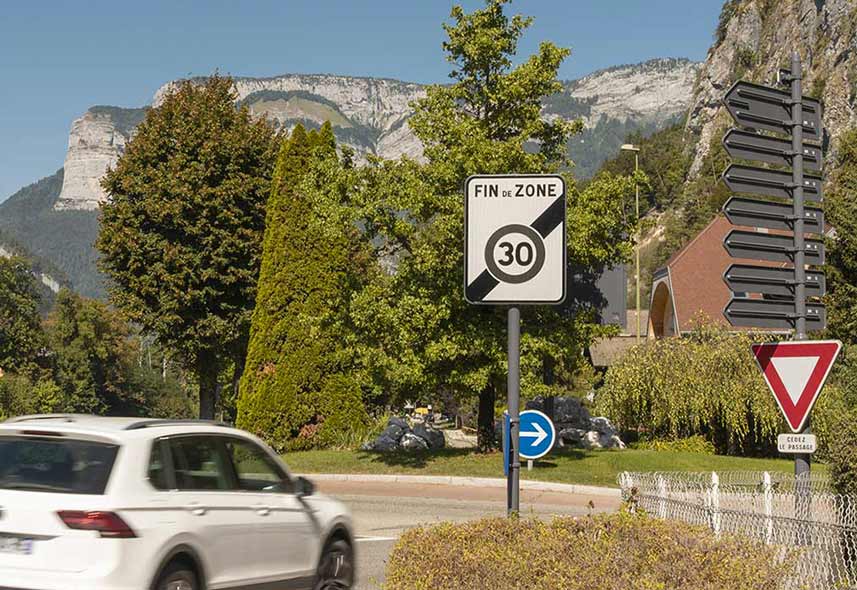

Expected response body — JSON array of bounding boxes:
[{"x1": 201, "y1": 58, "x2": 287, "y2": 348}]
[{"x1": 0, "y1": 59, "x2": 699, "y2": 296}]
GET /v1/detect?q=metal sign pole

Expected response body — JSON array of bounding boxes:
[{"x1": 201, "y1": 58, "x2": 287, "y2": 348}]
[
  {"x1": 507, "y1": 307, "x2": 521, "y2": 516},
  {"x1": 790, "y1": 51, "x2": 811, "y2": 520}
]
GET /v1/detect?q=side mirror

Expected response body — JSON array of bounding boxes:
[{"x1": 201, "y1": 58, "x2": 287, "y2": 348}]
[{"x1": 296, "y1": 476, "x2": 316, "y2": 497}]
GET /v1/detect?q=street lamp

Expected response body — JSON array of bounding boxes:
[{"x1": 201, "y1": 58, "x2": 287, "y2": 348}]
[{"x1": 621, "y1": 144, "x2": 641, "y2": 344}]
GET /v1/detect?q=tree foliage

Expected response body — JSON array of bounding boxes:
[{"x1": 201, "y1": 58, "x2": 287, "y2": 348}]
[
  {"x1": 597, "y1": 320, "x2": 846, "y2": 456},
  {"x1": 97, "y1": 76, "x2": 279, "y2": 419},
  {"x1": 0, "y1": 257, "x2": 46, "y2": 376},
  {"x1": 342, "y1": 0, "x2": 640, "y2": 451},
  {"x1": 826, "y1": 127, "x2": 857, "y2": 345},
  {"x1": 236, "y1": 123, "x2": 370, "y2": 450}
]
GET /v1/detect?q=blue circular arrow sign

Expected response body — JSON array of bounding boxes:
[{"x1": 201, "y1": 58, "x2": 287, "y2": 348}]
[{"x1": 518, "y1": 409, "x2": 556, "y2": 460}]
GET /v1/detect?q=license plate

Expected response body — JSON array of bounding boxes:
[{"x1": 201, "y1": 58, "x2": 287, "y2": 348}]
[{"x1": 0, "y1": 535, "x2": 33, "y2": 555}]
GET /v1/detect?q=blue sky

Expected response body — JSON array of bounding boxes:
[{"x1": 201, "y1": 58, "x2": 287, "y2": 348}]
[{"x1": 0, "y1": 0, "x2": 723, "y2": 201}]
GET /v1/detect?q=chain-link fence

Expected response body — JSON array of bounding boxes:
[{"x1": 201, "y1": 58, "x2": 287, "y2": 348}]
[{"x1": 618, "y1": 471, "x2": 857, "y2": 590}]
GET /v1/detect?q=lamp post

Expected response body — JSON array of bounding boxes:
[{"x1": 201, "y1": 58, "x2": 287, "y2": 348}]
[{"x1": 621, "y1": 144, "x2": 641, "y2": 344}]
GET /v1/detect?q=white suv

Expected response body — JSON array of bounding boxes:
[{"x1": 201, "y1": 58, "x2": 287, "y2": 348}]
[{"x1": 0, "y1": 415, "x2": 355, "y2": 590}]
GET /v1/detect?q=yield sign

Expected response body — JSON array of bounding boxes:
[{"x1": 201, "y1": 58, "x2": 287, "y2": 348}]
[{"x1": 752, "y1": 340, "x2": 842, "y2": 433}]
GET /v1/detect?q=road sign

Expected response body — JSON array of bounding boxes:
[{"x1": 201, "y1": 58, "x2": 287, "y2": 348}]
[
  {"x1": 778, "y1": 433, "x2": 817, "y2": 454},
  {"x1": 518, "y1": 410, "x2": 556, "y2": 460},
  {"x1": 464, "y1": 175, "x2": 566, "y2": 304},
  {"x1": 752, "y1": 340, "x2": 842, "y2": 432},
  {"x1": 724, "y1": 298, "x2": 826, "y2": 330},
  {"x1": 723, "y1": 197, "x2": 824, "y2": 233},
  {"x1": 724, "y1": 230, "x2": 824, "y2": 265},
  {"x1": 722, "y1": 129, "x2": 822, "y2": 172},
  {"x1": 724, "y1": 80, "x2": 822, "y2": 141},
  {"x1": 722, "y1": 164, "x2": 823, "y2": 202},
  {"x1": 723, "y1": 264, "x2": 825, "y2": 298}
]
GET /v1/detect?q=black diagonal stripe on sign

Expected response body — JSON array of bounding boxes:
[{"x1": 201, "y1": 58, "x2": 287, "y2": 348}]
[
  {"x1": 530, "y1": 196, "x2": 565, "y2": 238},
  {"x1": 466, "y1": 196, "x2": 564, "y2": 301},
  {"x1": 466, "y1": 269, "x2": 500, "y2": 302}
]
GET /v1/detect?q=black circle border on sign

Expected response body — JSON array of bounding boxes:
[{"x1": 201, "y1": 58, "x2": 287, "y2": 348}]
[{"x1": 484, "y1": 224, "x2": 546, "y2": 284}]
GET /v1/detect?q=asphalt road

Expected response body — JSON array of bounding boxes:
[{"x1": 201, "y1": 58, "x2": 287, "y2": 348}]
[{"x1": 316, "y1": 480, "x2": 621, "y2": 590}]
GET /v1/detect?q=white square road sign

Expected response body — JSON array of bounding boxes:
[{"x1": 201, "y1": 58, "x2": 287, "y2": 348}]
[{"x1": 465, "y1": 174, "x2": 566, "y2": 304}]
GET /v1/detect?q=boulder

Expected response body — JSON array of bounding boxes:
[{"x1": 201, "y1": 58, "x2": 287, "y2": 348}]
[
  {"x1": 525, "y1": 396, "x2": 590, "y2": 430},
  {"x1": 400, "y1": 433, "x2": 429, "y2": 451},
  {"x1": 363, "y1": 434, "x2": 399, "y2": 452},
  {"x1": 579, "y1": 430, "x2": 625, "y2": 450},
  {"x1": 382, "y1": 424, "x2": 406, "y2": 442},
  {"x1": 388, "y1": 417, "x2": 410, "y2": 431},
  {"x1": 589, "y1": 416, "x2": 616, "y2": 437},
  {"x1": 413, "y1": 424, "x2": 445, "y2": 450},
  {"x1": 559, "y1": 428, "x2": 588, "y2": 445}
]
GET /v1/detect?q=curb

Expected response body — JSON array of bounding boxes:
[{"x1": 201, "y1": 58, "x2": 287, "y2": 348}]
[{"x1": 297, "y1": 473, "x2": 621, "y2": 498}]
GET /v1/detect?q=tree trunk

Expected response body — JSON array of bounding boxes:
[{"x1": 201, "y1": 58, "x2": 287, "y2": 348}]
[
  {"x1": 477, "y1": 383, "x2": 496, "y2": 453},
  {"x1": 197, "y1": 354, "x2": 218, "y2": 420}
]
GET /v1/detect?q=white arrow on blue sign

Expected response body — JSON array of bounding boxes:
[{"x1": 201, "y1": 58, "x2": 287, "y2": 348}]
[{"x1": 518, "y1": 410, "x2": 556, "y2": 460}]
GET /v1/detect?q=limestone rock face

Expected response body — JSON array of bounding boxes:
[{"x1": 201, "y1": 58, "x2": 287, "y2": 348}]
[
  {"x1": 51, "y1": 61, "x2": 700, "y2": 212},
  {"x1": 564, "y1": 58, "x2": 700, "y2": 127},
  {"x1": 685, "y1": 0, "x2": 857, "y2": 177},
  {"x1": 54, "y1": 112, "x2": 129, "y2": 211}
]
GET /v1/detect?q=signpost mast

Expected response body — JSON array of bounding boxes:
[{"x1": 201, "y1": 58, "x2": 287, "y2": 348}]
[{"x1": 789, "y1": 52, "x2": 812, "y2": 518}]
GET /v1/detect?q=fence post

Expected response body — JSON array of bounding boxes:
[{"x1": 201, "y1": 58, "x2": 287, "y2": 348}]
[
  {"x1": 657, "y1": 474, "x2": 667, "y2": 519},
  {"x1": 711, "y1": 471, "x2": 721, "y2": 537},
  {"x1": 763, "y1": 471, "x2": 773, "y2": 545}
]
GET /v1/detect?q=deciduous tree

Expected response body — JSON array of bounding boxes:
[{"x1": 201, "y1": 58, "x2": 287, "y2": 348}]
[{"x1": 98, "y1": 76, "x2": 279, "y2": 419}]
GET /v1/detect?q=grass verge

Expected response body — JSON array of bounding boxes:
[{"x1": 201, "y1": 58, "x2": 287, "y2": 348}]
[{"x1": 285, "y1": 447, "x2": 821, "y2": 488}]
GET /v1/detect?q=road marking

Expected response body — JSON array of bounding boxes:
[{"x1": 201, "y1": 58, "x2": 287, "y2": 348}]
[{"x1": 356, "y1": 536, "x2": 398, "y2": 543}]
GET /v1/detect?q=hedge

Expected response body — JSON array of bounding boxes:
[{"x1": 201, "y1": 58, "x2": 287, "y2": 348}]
[{"x1": 385, "y1": 513, "x2": 793, "y2": 590}]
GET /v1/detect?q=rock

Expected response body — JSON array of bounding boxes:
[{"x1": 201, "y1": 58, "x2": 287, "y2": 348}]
[
  {"x1": 363, "y1": 434, "x2": 398, "y2": 452},
  {"x1": 559, "y1": 428, "x2": 588, "y2": 445},
  {"x1": 589, "y1": 417, "x2": 616, "y2": 437},
  {"x1": 387, "y1": 417, "x2": 410, "y2": 431},
  {"x1": 400, "y1": 433, "x2": 429, "y2": 451},
  {"x1": 579, "y1": 430, "x2": 626, "y2": 450},
  {"x1": 413, "y1": 424, "x2": 445, "y2": 450},
  {"x1": 525, "y1": 396, "x2": 590, "y2": 430},
  {"x1": 381, "y1": 424, "x2": 406, "y2": 442}
]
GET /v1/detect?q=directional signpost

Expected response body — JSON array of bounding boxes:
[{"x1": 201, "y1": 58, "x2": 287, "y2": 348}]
[
  {"x1": 721, "y1": 53, "x2": 832, "y2": 519},
  {"x1": 465, "y1": 174, "x2": 566, "y2": 516}
]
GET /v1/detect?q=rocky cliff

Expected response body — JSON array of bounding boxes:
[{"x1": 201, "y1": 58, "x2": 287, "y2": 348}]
[
  {"x1": 53, "y1": 61, "x2": 699, "y2": 211},
  {"x1": 685, "y1": 0, "x2": 857, "y2": 177}
]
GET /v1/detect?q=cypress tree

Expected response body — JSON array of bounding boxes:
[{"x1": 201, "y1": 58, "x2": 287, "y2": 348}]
[{"x1": 237, "y1": 123, "x2": 368, "y2": 450}]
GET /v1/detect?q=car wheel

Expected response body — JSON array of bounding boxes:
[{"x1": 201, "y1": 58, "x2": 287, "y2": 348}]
[
  {"x1": 314, "y1": 539, "x2": 354, "y2": 590},
  {"x1": 156, "y1": 561, "x2": 198, "y2": 590}
]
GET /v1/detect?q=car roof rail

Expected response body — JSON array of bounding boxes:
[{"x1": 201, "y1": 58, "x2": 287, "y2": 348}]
[
  {"x1": 4, "y1": 414, "x2": 85, "y2": 424},
  {"x1": 123, "y1": 419, "x2": 233, "y2": 431}
]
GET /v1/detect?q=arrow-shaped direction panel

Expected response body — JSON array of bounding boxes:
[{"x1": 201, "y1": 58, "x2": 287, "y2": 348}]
[
  {"x1": 724, "y1": 81, "x2": 822, "y2": 141},
  {"x1": 518, "y1": 409, "x2": 556, "y2": 460},
  {"x1": 722, "y1": 129, "x2": 822, "y2": 172},
  {"x1": 724, "y1": 298, "x2": 826, "y2": 330},
  {"x1": 724, "y1": 230, "x2": 824, "y2": 265},
  {"x1": 724, "y1": 264, "x2": 825, "y2": 298},
  {"x1": 723, "y1": 197, "x2": 824, "y2": 233},
  {"x1": 723, "y1": 164, "x2": 823, "y2": 202}
]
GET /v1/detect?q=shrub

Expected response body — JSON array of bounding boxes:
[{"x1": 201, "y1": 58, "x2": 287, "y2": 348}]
[
  {"x1": 385, "y1": 513, "x2": 793, "y2": 590},
  {"x1": 597, "y1": 321, "x2": 784, "y2": 455},
  {"x1": 632, "y1": 435, "x2": 716, "y2": 454},
  {"x1": 828, "y1": 419, "x2": 857, "y2": 496}
]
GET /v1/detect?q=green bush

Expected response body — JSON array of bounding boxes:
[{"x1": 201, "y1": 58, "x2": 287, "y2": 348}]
[
  {"x1": 828, "y1": 419, "x2": 857, "y2": 496},
  {"x1": 385, "y1": 513, "x2": 793, "y2": 590},
  {"x1": 632, "y1": 435, "x2": 716, "y2": 454},
  {"x1": 597, "y1": 322, "x2": 784, "y2": 455}
]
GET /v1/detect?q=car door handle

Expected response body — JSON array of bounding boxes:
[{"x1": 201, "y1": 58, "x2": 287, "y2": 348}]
[
  {"x1": 255, "y1": 506, "x2": 271, "y2": 516},
  {"x1": 186, "y1": 503, "x2": 206, "y2": 516}
]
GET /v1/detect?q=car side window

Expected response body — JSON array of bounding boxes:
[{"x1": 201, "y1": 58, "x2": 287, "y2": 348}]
[
  {"x1": 147, "y1": 439, "x2": 170, "y2": 490},
  {"x1": 224, "y1": 438, "x2": 292, "y2": 493},
  {"x1": 169, "y1": 436, "x2": 232, "y2": 491}
]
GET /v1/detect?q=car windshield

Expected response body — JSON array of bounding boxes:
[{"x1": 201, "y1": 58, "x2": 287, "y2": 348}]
[{"x1": 0, "y1": 436, "x2": 119, "y2": 495}]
